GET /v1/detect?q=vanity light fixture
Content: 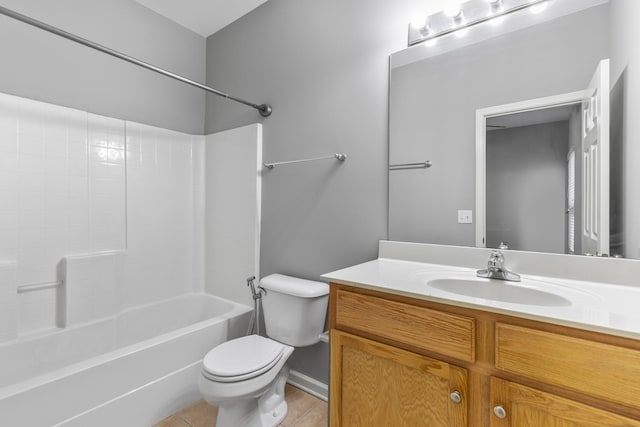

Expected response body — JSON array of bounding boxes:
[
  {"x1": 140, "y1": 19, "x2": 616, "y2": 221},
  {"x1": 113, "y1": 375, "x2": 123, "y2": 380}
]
[{"x1": 408, "y1": 0, "x2": 550, "y2": 46}]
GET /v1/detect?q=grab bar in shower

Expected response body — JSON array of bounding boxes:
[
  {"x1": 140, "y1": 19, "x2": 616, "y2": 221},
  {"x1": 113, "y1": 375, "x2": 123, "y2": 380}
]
[
  {"x1": 17, "y1": 280, "x2": 63, "y2": 294},
  {"x1": 263, "y1": 153, "x2": 347, "y2": 170},
  {"x1": 389, "y1": 160, "x2": 433, "y2": 170}
]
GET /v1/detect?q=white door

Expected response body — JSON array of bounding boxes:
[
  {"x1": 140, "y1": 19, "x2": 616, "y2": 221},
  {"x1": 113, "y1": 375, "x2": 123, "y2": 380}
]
[{"x1": 581, "y1": 59, "x2": 610, "y2": 256}]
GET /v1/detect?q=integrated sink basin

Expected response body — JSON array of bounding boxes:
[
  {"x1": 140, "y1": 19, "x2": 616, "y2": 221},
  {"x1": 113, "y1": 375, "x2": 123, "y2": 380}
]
[{"x1": 427, "y1": 278, "x2": 571, "y2": 307}]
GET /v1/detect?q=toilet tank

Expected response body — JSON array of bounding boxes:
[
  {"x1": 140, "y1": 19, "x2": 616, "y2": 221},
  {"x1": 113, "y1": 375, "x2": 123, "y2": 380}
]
[{"x1": 259, "y1": 274, "x2": 329, "y2": 347}]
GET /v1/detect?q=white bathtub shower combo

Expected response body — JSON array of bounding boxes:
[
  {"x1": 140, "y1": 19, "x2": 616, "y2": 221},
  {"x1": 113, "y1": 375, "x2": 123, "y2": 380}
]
[{"x1": 0, "y1": 88, "x2": 269, "y2": 426}]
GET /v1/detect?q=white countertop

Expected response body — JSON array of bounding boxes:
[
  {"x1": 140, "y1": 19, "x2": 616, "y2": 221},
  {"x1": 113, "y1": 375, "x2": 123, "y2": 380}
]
[{"x1": 323, "y1": 257, "x2": 640, "y2": 341}]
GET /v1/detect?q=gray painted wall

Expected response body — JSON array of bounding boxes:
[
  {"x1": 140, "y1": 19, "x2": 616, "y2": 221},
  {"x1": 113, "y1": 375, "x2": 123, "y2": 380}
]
[
  {"x1": 0, "y1": 0, "x2": 206, "y2": 134},
  {"x1": 204, "y1": 0, "x2": 433, "y2": 383},
  {"x1": 389, "y1": 5, "x2": 610, "y2": 246},
  {"x1": 610, "y1": 0, "x2": 640, "y2": 259},
  {"x1": 486, "y1": 121, "x2": 569, "y2": 254}
]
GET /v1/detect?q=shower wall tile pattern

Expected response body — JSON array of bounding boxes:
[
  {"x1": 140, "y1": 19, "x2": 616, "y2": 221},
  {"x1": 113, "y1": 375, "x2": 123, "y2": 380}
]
[
  {"x1": 87, "y1": 114, "x2": 126, "y2": 251},
  {"x1": 0, "y1": 92, "x2": 202, "y2": 338},
  {"x1": 0, "y1": 96, "x2": 89, "y2": 288},
  {"x1": 0, "y1": 93, "x2": 125, "y2": 335},
  {"x1": 124, "y1": 122, "x2": 202, "y2": 307}
]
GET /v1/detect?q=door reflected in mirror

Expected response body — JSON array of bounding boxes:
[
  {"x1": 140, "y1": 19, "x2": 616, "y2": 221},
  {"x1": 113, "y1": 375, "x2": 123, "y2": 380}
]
[{"x1": 476, "y1": 59, "x2": 612, "y2": 256}]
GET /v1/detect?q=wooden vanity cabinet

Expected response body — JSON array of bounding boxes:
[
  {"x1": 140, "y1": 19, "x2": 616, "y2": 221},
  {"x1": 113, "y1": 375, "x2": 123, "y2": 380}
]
[
  {"x1": 330, "y1": 286, "x2": 474, "y2": 427},
  {"x1": 329, "y1": 283, "x2": 640, "y2": 427}
]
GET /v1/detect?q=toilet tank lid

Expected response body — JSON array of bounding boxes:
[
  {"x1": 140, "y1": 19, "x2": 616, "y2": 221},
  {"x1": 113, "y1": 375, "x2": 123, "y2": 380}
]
[{"x1": 260, "y1": 274, "x2": 329, "y2": 298}]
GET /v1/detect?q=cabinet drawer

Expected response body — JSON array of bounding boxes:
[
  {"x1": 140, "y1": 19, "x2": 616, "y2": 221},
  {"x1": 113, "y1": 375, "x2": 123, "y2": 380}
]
[
  {"x1": 495, "y1": 323, "x2": 640, "y2": 410},
  {"x1": 335, "y1": 289, "x2": 476, "y2": 362}
]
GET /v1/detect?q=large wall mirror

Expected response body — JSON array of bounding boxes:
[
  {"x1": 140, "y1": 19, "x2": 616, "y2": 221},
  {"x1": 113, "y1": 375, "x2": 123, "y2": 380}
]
[{"x1": 389, "y1": 0, "x2": 638, "y2": 259}]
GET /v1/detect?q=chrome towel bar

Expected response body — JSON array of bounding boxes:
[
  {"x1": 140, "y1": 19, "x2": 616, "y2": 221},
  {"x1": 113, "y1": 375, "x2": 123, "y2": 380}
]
[
  {"x1": 264, "y1": 153, "x2": 347, "y2": 170},
  {"x1": 389, "y1": 160, "x2": 432, "y2": 170}
]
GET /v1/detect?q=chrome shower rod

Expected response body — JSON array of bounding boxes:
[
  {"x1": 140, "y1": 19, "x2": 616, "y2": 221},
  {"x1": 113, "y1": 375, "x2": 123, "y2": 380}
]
[{"x1": 0, "y1": 5, "x2": 272, "y2": 117}]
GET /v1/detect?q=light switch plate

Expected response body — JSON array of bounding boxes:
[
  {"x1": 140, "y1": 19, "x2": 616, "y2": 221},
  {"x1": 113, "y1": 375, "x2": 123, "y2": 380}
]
[{"x1": 458, "y1": 210, "x2": 473, "y2": 224}]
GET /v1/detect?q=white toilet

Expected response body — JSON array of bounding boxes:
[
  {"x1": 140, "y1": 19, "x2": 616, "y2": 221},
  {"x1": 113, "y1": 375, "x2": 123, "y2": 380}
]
[{"x1": 198, "y1": 274, "x2": 329, "y2": 427}]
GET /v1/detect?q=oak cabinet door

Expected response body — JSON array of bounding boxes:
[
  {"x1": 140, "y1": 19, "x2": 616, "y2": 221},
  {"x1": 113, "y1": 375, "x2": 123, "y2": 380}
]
[
  {"x1": 330, "y1": 330, "x2": 468, "y2": 427},
  {"x1": 490, "y1": 377, "x2": 640, "y2": 427}
]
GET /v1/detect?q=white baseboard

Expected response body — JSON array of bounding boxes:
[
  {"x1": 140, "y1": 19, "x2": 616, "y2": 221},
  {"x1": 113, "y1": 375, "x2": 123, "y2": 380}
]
[{"x1": 287, "y1": 369, "x2": 328, "y2": 401}]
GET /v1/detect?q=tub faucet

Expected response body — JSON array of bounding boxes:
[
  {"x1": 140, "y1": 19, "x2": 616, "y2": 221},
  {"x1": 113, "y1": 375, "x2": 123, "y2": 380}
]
[{"x1": 477, "y1": 250, "x2": 521, "y2": 282}]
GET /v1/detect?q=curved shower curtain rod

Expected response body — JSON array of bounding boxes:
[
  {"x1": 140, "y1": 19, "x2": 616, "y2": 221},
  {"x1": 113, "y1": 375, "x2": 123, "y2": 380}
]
[{"x1": 0, "y1": 5, "x2": 273, "y2": 117}]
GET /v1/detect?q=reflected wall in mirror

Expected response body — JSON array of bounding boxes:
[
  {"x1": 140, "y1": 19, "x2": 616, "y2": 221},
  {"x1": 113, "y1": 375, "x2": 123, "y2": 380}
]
[
  {"x1": 483, "y1": 104, "x2": 583, "y2": 255},
  {"x1": 389, "y1": 0, "x2": 638, "y2": 259}
]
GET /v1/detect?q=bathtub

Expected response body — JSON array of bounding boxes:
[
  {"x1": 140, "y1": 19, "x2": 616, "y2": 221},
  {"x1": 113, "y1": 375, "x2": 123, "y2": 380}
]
[{"x1": 0, "y1": 293, "x2": 252, "y2": 427}]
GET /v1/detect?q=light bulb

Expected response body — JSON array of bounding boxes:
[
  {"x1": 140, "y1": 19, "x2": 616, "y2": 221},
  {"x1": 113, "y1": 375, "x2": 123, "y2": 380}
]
[
  {"x1": 443, "y1": 1, "x2": 463, "y2": 18},
  {"x1": 420, "y1": 23, "x2": 432, "y2": 36},
  {"x1": 530, "y1": 1, "x2": 548, "y2": 14},
  {"x1": 488, "y1": 0, "x2": 503, "y2": 12}
]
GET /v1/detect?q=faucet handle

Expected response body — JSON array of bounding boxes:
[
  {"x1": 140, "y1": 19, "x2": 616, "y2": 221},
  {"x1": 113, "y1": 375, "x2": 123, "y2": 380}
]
[
  {"x1": 479, "y1": 250, "x2": 520, "y2": 282},
  {"x1": 488, "y1": 250, "x2": 504, "y2": 269}
]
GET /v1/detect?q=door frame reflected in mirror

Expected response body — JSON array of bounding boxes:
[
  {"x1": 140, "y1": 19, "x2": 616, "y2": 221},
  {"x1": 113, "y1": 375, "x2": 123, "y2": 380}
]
[{"x1": 475, "y1": 90, "x2": 590, "y2": 251}]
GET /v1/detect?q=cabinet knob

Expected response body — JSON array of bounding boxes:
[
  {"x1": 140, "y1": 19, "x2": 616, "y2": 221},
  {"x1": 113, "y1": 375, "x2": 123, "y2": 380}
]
[
  {"x1": 493, "y1": 405, "x2": 507, "y2": 419},
  {"x1": 449, "y1": 391, "x2": 462, "y2": 404}
]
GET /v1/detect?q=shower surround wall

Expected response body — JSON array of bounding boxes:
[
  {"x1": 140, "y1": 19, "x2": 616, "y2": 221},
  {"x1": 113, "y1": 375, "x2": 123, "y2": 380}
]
[
  {"x1": 0, "y1": 92, "x2": 204, "y2": 339},
  {"x1": 124, "y1": 121, "x2": 204, "y2": 308},
  {"x1": 0, "y1": 90, "x2": 265, "y2": 424}
]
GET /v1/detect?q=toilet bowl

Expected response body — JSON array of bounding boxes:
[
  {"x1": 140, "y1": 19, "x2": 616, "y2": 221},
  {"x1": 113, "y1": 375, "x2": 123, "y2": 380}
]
[
  {"x1": 198, "y1": 335, "x2": 294, "y2": 426},
  {"x1": 198, "y1": 274, "x2": 329, "y2": 427}
]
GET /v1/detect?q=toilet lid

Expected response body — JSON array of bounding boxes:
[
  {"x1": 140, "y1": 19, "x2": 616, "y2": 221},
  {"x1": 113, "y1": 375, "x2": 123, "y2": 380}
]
[{"x1": 202, "y1": 335, "x2": 285, "y2": 382}]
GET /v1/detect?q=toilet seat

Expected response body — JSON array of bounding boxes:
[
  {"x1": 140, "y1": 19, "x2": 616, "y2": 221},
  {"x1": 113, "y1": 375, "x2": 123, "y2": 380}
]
[{"x1": 202, "y1": 335, "x2": 285, "y2": 383}]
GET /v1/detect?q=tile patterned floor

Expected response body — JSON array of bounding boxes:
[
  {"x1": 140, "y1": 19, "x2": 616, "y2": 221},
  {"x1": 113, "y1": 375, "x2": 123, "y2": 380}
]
[{"x1": 154, "y1": 384, "x2": 328, "y2": 427}]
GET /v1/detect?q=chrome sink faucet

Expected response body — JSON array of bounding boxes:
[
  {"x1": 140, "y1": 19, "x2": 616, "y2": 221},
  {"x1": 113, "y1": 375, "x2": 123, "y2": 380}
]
[{"x1": 477, "y1": 250, "x2": 521, "y2": 282}]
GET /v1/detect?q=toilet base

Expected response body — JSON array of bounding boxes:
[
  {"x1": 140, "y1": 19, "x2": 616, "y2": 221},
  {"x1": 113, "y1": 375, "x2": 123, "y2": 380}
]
[{"x1": 216, "y1": 366, "x2": 290, "y2": 427}]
